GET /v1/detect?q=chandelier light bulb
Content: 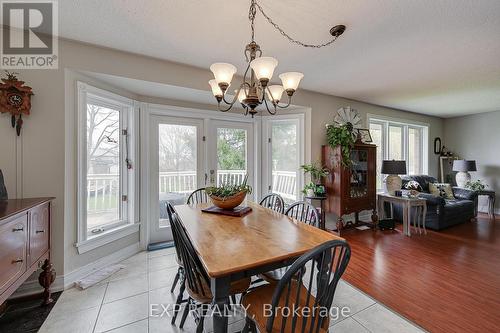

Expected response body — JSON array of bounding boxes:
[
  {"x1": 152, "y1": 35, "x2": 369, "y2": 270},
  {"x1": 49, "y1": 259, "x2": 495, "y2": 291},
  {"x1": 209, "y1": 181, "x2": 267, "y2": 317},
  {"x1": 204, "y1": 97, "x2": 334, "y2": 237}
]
[
  {"x1": 266, "y1": 85, "x2": 284, "y2": 103},
  {"x1": 237, "y1": 88, "x2": 247, "y2": 103},
  {"x1": 279, "y1": 72, "x2": 304, "y2": 92},
  {"x1": 208, "y1": 79, "x2": 223, "y2": 97},
  {"x1": 250, "y1": 57, "x2": 278, "y2": 81},
  {"x1": 210, "y1": 63, "x2": 237, "y2": 86}
]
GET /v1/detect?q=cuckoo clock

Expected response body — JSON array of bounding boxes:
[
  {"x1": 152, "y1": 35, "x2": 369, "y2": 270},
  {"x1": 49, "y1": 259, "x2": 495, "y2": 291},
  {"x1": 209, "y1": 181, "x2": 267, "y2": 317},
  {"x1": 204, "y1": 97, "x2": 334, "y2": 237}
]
[{"x1": 0, "y1": 71, "x2": 34, "y2": 136}]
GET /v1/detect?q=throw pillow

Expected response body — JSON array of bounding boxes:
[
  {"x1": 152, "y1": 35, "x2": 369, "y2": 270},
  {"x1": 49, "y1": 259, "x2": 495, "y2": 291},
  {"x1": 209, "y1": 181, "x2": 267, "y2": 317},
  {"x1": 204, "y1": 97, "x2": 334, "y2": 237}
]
[
  {"x1": 429, "y1": 183, "x2": 454, "y2": 199},
  {"x1": 404, "y1": 180, "x2": 423, "y2": 192}
]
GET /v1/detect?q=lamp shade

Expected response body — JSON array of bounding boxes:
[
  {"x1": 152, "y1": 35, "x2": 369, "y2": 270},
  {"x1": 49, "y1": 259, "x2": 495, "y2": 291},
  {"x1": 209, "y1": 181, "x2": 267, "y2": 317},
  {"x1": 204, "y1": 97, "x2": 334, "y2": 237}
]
[
  {"x1": 208, "y1": 80, "x2": 222, "y2": 97},
  {"x1": 279, "y1": 72, "x2": 304, "y2": 91},
  {"x1": 266, "y1": 85, "x2": 284, "y2": 102},
  {"x1": 452, "y1": 160, "x2": 476, "y2": 172},
  {"x1": 210, "y1": 63, "x2": 237, "y2": 85},
  {"x1": 237, "y1": 88, "x2": 247, "y2": 103},
  {"x1": 381, "y1": 160, "x2": 407, "y2": 175},
  {"x1": 250, "y1": 57, "x2": 278, "y2": 80}
]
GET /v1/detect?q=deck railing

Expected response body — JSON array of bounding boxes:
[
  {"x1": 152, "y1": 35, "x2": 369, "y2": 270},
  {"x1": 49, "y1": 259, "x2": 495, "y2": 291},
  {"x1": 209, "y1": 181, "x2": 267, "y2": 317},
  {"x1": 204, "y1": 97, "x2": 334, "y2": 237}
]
[{"x1": 87, "y1": 170, "x2": 297, "y2": 213}]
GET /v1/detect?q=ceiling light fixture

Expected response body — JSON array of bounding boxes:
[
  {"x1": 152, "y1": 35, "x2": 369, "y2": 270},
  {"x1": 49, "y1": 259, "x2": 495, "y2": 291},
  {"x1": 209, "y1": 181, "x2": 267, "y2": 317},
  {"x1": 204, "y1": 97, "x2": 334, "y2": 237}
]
[{"x1": 208, "y1": 0, "x2": 346, "y2": 117}]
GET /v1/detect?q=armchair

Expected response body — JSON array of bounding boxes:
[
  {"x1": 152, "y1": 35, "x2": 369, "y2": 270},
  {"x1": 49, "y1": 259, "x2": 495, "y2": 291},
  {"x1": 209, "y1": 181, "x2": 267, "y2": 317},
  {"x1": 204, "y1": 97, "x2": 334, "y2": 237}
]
[{"x1": 391, "y1": 175, "x2": 477, "y2": 230}]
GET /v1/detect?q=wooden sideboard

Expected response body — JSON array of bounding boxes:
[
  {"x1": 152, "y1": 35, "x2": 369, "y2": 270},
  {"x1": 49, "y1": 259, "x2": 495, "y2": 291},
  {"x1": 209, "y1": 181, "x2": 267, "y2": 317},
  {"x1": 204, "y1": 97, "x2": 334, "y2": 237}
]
[{"x1": 0, "y1": 198, "x2": 55, "y2": 306}]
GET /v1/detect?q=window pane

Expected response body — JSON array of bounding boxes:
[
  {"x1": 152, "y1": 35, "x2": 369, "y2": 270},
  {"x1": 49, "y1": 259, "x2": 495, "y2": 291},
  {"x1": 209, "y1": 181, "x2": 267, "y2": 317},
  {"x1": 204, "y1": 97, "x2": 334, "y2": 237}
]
[
  {"x1": 158, "y1": 124, "x2": 197, "y2": 227},
  {"x1": 271, "y1": 121, "x2": 298, "y2": 203},
  {"x1": 370, "y1": 123, "x2": 383, "y2": 190},
  {"x1": 408, "y1": 127, "x2": 422, "y2": 175},
  {"x1": 217, "y1": 128, "x2": 247, "y2": 185},
  {"x1": 388, "y1": 125, "x2": 403, "y2": 160},
  {"x1": 86, "y1": 104, "x2": 120, "y2": 233}
]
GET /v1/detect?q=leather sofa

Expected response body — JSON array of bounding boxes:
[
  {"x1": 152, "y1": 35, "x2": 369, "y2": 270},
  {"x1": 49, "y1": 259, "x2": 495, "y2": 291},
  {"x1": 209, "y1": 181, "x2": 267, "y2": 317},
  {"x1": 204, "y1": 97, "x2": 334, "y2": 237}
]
[{"x1": 390, "y1": 175, "x2": 477, "y2": 230}]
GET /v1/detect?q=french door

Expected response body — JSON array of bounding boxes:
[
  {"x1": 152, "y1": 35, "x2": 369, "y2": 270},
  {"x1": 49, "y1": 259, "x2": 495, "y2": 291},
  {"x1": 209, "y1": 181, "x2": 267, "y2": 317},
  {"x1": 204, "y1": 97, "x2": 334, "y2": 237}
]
[
  {"x1": 207, "y1": 120, "x2": 255, "y2": 200},
  {"x1": 149, "y1": 116, "x2": 204, "y2": 244},
  {"x1": 147, "y1": 114, "x2": 254, "y2": 244}
]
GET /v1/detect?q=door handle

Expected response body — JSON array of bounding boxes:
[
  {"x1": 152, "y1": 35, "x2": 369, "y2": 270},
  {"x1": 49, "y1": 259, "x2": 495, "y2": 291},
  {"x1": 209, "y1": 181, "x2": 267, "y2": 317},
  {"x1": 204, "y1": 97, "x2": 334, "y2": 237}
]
[
  {"x1": 12, "y1": 226, "x2": 24, "y2": 232},
  {"x1": 36, "y1": 230, "x2": 45, "y2": 234},
  {"x1": 12, "y1": 258, "x2": 23, "y2": 264},
  {"x1": 210, "y1": 170, "x2": 215, "y2": 184}
]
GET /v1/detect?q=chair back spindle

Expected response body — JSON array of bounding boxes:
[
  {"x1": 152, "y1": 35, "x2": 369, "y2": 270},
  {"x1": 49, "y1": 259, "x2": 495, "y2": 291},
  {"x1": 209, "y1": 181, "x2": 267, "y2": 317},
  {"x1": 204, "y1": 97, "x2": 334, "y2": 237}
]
[
  {"x1": 186, "y1": 188, "x2": 211, "y2": 205},
  {"x1": 259, "y1": 193, "x2": 285, "y2": 214},
  {"x1": 285, "y1": 201, "x2": 320, "y2": 228}
]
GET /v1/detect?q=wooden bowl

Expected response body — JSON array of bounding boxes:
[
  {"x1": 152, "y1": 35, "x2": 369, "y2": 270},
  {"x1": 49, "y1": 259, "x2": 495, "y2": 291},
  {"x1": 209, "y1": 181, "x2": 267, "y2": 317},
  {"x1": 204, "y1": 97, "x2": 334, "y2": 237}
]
[{"x1": 209, "y1": 191, "x2": 247, "y2": 210}]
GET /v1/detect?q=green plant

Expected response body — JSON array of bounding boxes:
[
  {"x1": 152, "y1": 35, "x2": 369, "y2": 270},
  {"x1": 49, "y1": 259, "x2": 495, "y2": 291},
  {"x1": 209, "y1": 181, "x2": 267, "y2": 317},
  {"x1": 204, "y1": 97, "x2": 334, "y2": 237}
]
[
  {"x1": 205, "y1": 175, "x2": 252, "y2": 200},
  {"x1": 465, "y1": 179, "x2": 487, "y2": 192},
  {"x1": 302, "y1": 182, "x2": 317, "y2": 195},
  {"x1": 326, "y1": 124, "x2": 355, "y2": 167},
  {"x1": 300, "y1": 162, "x2": 329, "y2": 184}
]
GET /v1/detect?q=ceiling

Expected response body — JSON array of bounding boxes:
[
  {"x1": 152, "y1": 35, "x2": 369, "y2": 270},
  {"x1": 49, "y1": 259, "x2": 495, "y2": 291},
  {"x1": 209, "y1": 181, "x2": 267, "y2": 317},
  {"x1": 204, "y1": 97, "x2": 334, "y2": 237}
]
[{"x1": 58, "y1": 0, "x2": 500, "y2": 118}]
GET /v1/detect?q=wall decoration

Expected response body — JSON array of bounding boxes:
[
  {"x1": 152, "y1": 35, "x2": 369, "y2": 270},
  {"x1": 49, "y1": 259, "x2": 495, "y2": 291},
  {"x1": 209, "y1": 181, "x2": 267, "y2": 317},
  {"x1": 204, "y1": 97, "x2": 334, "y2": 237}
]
[
  {"x1": 357, "y1": 128, "x2": 372, "y2": 143},
  {"x1": 434, "y1": 137, "x2": 442, "y2": 155},
  {"x1": 0, "y1": 71, "x2": 34, "y2": 136}
]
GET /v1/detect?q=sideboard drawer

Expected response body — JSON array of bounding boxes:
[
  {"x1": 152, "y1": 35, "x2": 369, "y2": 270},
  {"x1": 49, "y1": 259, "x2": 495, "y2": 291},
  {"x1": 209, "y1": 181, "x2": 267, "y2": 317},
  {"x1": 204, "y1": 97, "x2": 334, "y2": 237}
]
[
  {"x1": 0, "y1": 214, "x2": 28, "y2": 295},
  {"x1": 29, "y1": 203, "x2": 50, "y2": 266}
]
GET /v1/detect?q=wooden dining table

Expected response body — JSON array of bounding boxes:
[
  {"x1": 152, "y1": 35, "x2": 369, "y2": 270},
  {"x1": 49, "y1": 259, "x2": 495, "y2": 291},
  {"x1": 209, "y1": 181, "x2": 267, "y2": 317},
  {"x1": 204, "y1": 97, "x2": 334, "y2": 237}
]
[{"x1": 174, "y1": 200, "x2": 343, "y2": 333}]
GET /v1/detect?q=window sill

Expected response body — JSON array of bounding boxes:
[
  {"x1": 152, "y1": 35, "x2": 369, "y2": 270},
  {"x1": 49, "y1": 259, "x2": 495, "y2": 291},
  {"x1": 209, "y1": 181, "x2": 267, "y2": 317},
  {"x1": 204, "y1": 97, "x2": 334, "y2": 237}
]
[{"x1": 76, "y1": 223, "x2": 140, "y2": 254}]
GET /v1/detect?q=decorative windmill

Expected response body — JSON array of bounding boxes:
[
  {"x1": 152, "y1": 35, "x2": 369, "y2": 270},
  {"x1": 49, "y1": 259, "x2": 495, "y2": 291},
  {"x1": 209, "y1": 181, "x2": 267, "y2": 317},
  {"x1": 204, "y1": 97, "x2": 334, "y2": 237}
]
[
  {"x1": 0, "y1": 71, "x2": 34, "y2": 136},
  {"x1": 333, "y1": 106, "x2": 362, "y2": 139}
]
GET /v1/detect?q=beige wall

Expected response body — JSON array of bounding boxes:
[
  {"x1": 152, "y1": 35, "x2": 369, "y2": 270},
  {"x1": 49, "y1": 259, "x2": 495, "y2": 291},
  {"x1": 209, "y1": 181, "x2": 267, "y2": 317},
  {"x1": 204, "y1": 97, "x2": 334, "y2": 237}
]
[
  {"x1": 0, "y1": 38, "x2": 444, "y2": 278},
  {"x1": 444, "y1": 111, "x2": 500, "y2": 214}
]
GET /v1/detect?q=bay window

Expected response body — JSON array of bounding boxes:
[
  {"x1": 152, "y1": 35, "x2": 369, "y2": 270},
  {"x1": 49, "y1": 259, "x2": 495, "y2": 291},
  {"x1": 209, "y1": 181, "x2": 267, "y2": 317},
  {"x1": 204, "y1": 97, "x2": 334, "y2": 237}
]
[{"x1": 76, "y1": 82, "x2": 138, "y2": 253}]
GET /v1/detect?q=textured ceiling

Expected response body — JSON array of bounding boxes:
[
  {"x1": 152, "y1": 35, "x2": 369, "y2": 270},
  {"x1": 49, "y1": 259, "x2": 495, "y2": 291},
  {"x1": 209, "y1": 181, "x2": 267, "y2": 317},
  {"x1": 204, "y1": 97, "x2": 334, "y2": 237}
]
[{"x1": 58, "y1": 0, "x2": 500, "y2": 117}]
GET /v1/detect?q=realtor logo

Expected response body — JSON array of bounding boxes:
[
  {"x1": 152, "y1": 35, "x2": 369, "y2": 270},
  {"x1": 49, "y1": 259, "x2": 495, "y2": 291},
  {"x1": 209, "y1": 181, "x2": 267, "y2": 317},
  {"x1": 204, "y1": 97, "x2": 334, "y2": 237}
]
[{"x1": 1, "y1": 0, "x2": 58, "y2": 69}]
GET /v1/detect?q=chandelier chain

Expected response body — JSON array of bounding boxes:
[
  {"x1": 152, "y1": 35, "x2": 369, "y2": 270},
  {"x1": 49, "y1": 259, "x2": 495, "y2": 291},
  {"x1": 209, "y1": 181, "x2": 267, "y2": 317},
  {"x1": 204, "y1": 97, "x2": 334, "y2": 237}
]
[
  {"x1": 249, "y1": 0, "x2": 257, "y2": 41},
  {"x1": 253, "y1": 0, "x2": 340, "y2": 48}
]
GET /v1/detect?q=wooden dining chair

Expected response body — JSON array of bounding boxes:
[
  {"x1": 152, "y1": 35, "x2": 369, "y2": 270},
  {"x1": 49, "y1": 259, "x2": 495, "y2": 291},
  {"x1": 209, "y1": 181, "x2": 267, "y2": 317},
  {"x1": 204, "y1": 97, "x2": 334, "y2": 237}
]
[
  {"x1": 242, "y1": 240, "x2": 351, "y2": 333},
  {"x1": 165, "y1": 202, "x2": 187, "y2": 325},
  {"x1": 259, "y1": 193, "x2": 285, "y2": 214},
  {"x1": 285, "y1": 201, "x2": 320, "y2": 228},
  {"x1": 170, "y1": 206, "x2": 251, "y2": 332},
  {"x1": 259, "y1": 201, "x2": 320, "y2": 285},
  {"x1": 186, "y1": 188, "x2": 211, "y2": 205}
]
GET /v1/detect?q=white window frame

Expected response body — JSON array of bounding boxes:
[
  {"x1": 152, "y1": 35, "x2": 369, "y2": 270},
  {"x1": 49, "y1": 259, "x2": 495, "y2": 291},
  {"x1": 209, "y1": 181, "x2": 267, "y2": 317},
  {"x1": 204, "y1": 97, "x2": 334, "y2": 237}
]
[
  {"x1": 76, "y1": 82, "x2": 139, "y2": 254},
  {"x1": 368, "y1": 114, "x2": 429, "y2": 191}
]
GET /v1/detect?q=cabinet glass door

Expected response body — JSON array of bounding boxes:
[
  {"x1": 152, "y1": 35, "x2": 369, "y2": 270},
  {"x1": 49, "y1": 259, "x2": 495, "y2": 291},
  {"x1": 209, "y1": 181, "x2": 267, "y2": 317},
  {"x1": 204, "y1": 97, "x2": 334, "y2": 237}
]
[{"x1": 350, "y1": 149, "x2": 368, "y2": 198}]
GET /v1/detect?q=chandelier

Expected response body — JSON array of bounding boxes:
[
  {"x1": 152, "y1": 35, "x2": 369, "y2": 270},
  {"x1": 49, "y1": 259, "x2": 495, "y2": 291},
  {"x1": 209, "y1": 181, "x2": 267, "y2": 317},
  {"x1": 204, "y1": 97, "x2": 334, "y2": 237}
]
[{"x1": 208, "y1": 0, "x2": 346, "y2": 117}]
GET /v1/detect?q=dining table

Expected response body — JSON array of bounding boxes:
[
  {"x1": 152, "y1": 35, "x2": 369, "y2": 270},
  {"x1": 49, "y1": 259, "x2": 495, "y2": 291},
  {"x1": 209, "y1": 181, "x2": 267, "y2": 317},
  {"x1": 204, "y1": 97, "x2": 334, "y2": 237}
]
[{"x1": 174, "y1": 200, "x2": 343, "y2": 333}]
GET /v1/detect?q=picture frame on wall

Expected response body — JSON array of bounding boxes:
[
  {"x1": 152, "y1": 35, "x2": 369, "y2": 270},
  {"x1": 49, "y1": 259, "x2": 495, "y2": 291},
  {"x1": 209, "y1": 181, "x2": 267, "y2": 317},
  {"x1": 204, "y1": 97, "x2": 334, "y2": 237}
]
[{"x1": 357, "y1": 128, "x2": 373, "y2": 143}]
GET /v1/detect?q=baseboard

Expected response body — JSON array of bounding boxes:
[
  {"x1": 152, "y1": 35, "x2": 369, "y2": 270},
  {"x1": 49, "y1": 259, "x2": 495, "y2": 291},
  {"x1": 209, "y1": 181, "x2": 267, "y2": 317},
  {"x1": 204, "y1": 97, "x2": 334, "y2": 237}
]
[{"x1": 10, "y1": 242, "x2": 141, "y2": 300}]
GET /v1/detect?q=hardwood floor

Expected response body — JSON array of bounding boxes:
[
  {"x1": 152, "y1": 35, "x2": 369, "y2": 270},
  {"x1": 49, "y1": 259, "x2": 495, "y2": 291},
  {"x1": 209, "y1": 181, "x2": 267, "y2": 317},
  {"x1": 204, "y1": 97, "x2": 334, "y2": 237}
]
[{"x1": 338, "y1": 214, "x2": 500, "y2": 333}]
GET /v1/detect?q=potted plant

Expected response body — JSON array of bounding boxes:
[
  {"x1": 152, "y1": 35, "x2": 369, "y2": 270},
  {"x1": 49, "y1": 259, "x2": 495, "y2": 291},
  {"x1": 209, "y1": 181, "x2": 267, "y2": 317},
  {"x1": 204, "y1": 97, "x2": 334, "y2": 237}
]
[
  {"x1": 205, "y1": 175, "x2": 252, "y2": 210},
  {"x1": 325, "y1": 124, "x2": 355, "y2": 167},
  {"x1": 465, "y1": 179, "x2": 487, "y2": 192},
  {"x1": 300, "y1": 162, "x2": 329, "y2": 197}
]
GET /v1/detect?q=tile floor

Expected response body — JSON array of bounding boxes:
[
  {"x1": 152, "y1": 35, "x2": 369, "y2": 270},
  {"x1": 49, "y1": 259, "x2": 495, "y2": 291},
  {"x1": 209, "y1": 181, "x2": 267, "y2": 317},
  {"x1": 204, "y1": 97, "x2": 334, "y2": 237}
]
[{"x1": 39, "y1": 248, "x2": 426, "y2": 333}]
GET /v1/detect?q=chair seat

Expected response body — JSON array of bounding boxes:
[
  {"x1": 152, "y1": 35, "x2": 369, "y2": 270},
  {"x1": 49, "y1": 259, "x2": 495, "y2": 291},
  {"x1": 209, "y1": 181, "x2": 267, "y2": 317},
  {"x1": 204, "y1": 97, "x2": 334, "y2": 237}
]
[
  {"x1": 186, "y1": 277, "x2": 251, "y2": 304},
  {"x1": 242, "y1": 281, "x2": 329, "y2": 333}
]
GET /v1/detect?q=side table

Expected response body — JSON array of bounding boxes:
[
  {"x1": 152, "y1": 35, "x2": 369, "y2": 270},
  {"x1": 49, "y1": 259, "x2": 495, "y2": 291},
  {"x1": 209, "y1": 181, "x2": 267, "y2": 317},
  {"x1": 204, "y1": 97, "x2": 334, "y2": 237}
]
[
  {"x1": 305, "y1": 196, "x2": 327, "y2": 230},
  {"x1": 377, "y1": 193, "x2": 427, "y2": 236},
  {"x1": 475, "y1": 190, "x2": 496, "y2": 218}
]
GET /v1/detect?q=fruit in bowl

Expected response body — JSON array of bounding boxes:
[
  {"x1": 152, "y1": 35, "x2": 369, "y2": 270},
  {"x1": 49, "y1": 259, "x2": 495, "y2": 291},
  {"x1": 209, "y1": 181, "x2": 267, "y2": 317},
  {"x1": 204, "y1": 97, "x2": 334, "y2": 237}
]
[{"x1": 205, "y1": 176, "x2": 252, "y2": 210}]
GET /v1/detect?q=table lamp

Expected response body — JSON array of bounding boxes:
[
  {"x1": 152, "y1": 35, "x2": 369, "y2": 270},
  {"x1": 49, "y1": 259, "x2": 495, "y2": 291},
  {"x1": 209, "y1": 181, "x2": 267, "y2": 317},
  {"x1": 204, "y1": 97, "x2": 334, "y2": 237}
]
[
  {"x1": 452, "y1": 160, "x2": 476, "y2": 188},
  {"x1": 381, "y1": 160, "x2": 407, "y2": 195}
]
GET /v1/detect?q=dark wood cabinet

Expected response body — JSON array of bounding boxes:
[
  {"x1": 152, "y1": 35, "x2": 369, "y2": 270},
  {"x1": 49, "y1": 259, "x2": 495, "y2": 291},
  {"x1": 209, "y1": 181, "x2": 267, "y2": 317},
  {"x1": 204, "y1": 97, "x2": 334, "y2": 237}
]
[
  {"x1": 322, "y1": 143, "x2": 378, "y2": 233},
  {"x1": 0, "y1": 198, "x2": 55, "y2": 306}
]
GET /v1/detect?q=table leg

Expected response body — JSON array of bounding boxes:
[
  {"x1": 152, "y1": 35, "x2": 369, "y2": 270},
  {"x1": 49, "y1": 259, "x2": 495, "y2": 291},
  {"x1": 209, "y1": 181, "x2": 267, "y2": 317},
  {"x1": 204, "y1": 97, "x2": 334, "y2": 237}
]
[
  {"x1": 211, "y1": 276, "x2": 230, "y2": 333},
  {"x1": 422, "y1": 204, "x2": 427, "y2": 235},
  {"x1": 377, "y1": 198, "x2": 385, "y2": 220},
  {"x1": 489, "y1": 195, "x2": 496, "y2": 218},
  {"x1": 403, "y1": 205, "x2": 409, "y2": 237}
]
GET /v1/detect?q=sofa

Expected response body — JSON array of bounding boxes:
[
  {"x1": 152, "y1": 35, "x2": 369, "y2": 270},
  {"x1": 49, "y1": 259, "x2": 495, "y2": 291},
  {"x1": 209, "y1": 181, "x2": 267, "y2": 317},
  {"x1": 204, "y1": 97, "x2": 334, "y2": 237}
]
[{"x1": 391, "y1": 175, "x2": 477, "y2": 230}]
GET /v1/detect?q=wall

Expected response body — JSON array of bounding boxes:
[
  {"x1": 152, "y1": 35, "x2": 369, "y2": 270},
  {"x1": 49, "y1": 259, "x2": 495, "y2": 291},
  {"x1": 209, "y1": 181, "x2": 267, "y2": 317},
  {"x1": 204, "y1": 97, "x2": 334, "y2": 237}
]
[
  {"x1": 444, "y1": 111, "x2": 500, "y2": 214},
  {"x1": 0, "y1": 37, "x2": 444, "y2": 280}
]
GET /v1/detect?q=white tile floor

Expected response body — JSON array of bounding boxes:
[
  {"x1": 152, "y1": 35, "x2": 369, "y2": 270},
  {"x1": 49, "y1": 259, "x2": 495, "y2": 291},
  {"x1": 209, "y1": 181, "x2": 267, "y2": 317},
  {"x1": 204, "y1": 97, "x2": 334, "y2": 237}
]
[{"x1": 39, "y1": 248, "x2": 427, "y2": 333}]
